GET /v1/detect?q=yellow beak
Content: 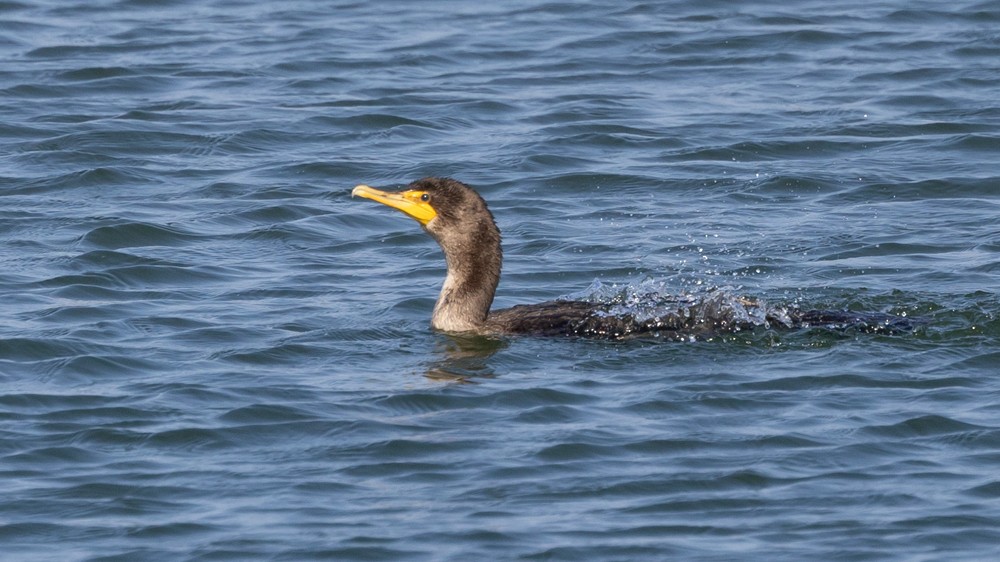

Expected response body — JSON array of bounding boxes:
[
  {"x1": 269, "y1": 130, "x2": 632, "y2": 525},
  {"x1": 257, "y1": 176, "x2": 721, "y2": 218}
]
[{"x1": 352, "y1": 184, "x2": 437, "y2": 226}]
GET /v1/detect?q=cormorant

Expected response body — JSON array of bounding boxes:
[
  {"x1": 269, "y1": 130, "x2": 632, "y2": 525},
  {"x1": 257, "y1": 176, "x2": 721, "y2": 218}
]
[{"x1": 352, "y1": 177, "x2": 910, "y2": 338}]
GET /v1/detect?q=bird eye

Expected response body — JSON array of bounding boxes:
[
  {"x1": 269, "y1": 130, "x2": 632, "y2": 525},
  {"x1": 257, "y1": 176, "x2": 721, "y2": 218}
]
[{"x1": 421, "y1": 193, "x2": 430, "y2": 202}]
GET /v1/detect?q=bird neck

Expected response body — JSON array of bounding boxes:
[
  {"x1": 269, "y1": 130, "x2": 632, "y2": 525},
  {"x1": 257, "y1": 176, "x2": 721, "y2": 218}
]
[{"x1": 429, "y1": 224, "x2": 502, "y2": 333}]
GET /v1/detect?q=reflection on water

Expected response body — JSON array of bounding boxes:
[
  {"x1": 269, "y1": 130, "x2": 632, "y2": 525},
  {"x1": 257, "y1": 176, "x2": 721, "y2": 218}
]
[{"x1": 425, "y1": 333, "x2": 507, "y2": 382}]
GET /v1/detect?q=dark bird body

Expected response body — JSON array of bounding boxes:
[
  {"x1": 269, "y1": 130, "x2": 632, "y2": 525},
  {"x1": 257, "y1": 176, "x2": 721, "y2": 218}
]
[{"x1": 352, "y1": 177, "x2": 912, "y2": 338}]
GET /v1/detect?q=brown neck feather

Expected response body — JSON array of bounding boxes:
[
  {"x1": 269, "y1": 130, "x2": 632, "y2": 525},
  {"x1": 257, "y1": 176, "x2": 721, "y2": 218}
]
[{"x1": 427, "y1": 210, "x2": 502, "y2": 332}]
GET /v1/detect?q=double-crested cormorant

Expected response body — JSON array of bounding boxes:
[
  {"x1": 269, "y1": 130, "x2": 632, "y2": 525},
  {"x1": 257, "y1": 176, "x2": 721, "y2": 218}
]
[{"x1": 352, "y1": 177, "x2": 911, "y2": 338}]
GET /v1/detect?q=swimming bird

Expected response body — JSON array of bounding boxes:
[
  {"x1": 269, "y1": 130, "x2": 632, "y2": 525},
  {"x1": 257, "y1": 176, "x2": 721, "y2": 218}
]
[{"x1": 352, "y1": 177, "x2": 910, "y2": 338}]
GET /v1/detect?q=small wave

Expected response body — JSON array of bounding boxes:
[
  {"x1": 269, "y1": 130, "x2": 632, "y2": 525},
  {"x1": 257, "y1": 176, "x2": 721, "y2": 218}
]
[{"x1": 81, "y1": 221, "x2": 198, "y2": 250}]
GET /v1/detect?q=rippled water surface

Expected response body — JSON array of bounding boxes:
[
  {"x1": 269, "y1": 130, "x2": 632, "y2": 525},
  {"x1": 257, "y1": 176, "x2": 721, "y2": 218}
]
[{"x1": 3, "y1": 0, "x2": 1000, "y2": 560}]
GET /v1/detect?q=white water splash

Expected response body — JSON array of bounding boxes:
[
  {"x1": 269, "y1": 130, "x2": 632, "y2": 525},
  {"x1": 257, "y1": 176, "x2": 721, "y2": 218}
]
[{"x1": 566, "y1": 277, "x2": 795, "y2": 333}]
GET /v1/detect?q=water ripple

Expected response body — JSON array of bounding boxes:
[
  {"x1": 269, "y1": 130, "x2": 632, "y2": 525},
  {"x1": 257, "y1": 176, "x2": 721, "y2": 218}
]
[{"x1": 2, "y1": 0, "x2": 1000, "y2": 560}]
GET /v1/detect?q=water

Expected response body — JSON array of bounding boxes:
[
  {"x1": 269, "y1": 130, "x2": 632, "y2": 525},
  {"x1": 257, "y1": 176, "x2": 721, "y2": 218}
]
[{"x1": 2, "y1": 0, "x2": 1000, "y2": 559}]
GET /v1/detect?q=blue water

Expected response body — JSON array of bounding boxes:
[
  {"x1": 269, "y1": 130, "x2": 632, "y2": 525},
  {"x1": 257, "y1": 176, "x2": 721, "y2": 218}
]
[{"x1": 3, "y1": 0, "x2": 1000, "y2": 560}]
